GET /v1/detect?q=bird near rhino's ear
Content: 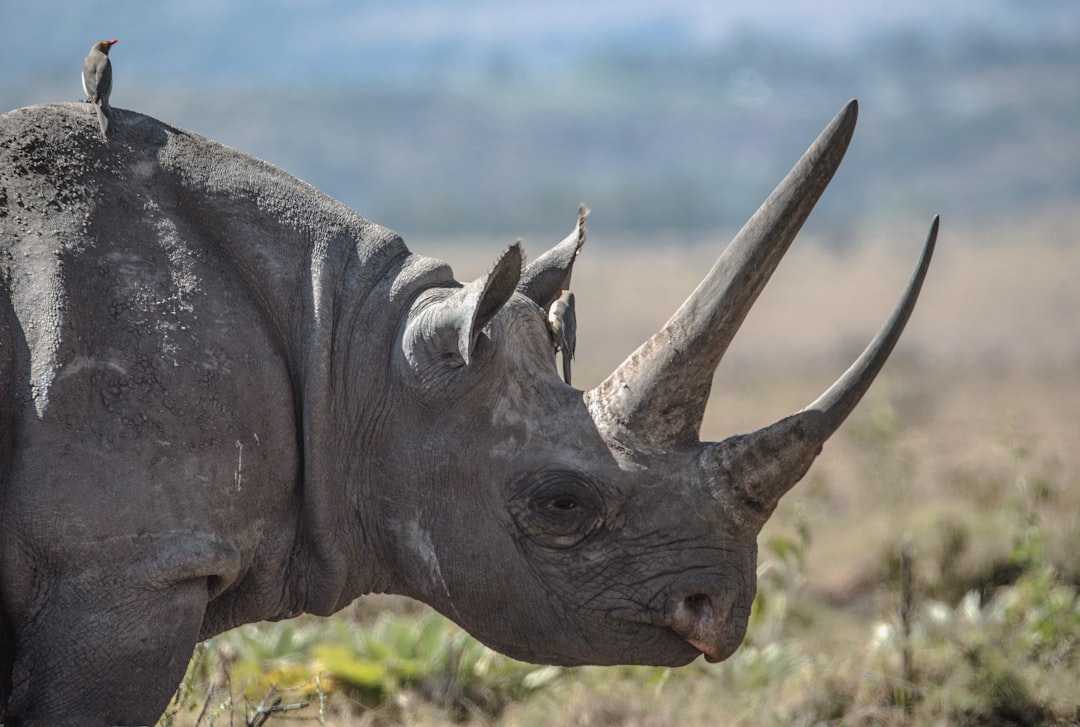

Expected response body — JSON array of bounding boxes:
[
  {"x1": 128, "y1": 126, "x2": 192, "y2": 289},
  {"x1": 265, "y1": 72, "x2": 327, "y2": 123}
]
[
  {"x1": 455, "y1": 242, "x2": 523, "y2": 364},
  {"x1": 518, "y1": 204, "x2": 588, "y2": 311}
]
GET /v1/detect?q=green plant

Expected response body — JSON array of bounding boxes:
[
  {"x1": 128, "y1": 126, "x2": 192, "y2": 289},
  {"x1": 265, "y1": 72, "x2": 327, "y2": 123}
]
[
  {"x1": 312, "y1": 611, "x2": 559, "y2": 718},
  {"x1": 862, "y1": 479, "x2": 1080, "y2": 725},
  {"x1": 748, "y1": 511, "x2": 811, "y2": 646},
  {"x1": 160, "y1": 609, "x2": 562, "y2": 724}
]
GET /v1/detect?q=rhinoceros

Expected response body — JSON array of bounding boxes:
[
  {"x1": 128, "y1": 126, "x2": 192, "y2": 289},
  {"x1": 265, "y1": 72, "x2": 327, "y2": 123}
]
[{"x1": 0, "y1": 98, "x2": 936, "y2": 725}]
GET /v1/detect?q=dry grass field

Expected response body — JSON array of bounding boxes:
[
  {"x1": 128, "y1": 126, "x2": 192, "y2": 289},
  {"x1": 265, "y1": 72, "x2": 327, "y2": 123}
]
[{"x1": 159, "y1": 216, "x2": 1080, "y2": 726}]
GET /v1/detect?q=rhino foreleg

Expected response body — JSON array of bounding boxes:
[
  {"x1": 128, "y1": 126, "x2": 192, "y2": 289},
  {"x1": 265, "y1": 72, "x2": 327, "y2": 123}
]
[
  {"x1": 0, "y1": 605, "x2": 12, "y2": 721},
  {"x1": 6, "y1": 576, "x2": 207, "y2": 726},
  {"x1": 2, "y1": 531, "x2": 242, "y2": 725}
]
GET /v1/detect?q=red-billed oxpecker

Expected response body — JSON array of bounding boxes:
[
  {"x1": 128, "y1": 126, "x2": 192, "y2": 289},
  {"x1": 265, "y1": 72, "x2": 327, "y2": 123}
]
[{"x1": 82, "y1": 39, "x2": 117, "y2": 139}]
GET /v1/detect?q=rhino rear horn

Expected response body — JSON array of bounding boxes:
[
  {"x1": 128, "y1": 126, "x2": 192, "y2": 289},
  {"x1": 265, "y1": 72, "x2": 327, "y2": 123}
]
[
  {"x1": 709, "y1": 218, "x2": 936, "y2": 532},
  {"x1": 518, "y1": 204, "x2": 588, "y2": 311},
  {"x1": 457, "y1": 242, "x2": 523, "y2": 364}
]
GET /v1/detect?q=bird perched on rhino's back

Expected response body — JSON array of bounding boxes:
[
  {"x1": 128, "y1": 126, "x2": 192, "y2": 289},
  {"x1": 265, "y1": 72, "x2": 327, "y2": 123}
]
[{"x1": 82, "y1": 39, "x2": 117, "y2": 139}]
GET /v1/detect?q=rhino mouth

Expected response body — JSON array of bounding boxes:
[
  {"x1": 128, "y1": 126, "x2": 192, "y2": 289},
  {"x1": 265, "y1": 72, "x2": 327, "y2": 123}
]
[
  {"x1": 685, "y1": 636, "x2": 736, "y2": 664},
  {"x1": 616, "y1": 596, "x2": 744, "y2": 665}
]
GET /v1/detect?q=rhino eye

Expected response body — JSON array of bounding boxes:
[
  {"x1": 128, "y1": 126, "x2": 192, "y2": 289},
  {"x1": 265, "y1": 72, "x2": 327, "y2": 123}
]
[
  {"x1": 510, "y1": 473, "x2": 603, "y2": 549},
  {"x1": 549, "y1": 496, "x2": 578, "y2": 511}
]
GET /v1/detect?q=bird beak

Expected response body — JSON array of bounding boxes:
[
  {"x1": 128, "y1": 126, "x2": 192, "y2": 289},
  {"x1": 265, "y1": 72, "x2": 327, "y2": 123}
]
[{"x1": 108, "y1": 39, "x2": 119, "y2": 46}]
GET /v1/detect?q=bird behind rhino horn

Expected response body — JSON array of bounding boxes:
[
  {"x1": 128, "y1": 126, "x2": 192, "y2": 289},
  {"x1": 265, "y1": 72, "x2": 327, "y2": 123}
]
[
  {"x1": 82, "y1": 38, "x2": 118, "y2": 139},
  {"x1": 547, "y1": 290, "x2": 576, "y2": 385}
]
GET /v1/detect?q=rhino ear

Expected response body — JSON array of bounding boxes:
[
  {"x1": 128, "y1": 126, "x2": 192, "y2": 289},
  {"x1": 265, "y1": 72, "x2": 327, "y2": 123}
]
[
  {"x1": 456, "y1": 242, "x2": 523, "y2": 364},
  {"x1": 518, "y1": 204, "x2": 588, "y2": 311}
]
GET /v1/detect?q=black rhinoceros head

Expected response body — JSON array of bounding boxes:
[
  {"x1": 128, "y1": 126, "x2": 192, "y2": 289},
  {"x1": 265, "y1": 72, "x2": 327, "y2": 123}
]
[{"x1": 380, "y1": 100, "x2": 937, "y2": 666}]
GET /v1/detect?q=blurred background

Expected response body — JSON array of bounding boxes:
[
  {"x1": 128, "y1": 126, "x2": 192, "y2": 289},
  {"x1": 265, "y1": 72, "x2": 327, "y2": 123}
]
[
  {"x1": 4, "y1": 0, "x2": 1078, "y2": 240},
  {"x1": 3, "y1": 2, "x2": 1080, "y2": 724}
]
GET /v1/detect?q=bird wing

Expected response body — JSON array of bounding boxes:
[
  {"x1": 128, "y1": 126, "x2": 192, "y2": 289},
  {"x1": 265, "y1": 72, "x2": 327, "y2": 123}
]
[{"x1": 82, "y1": 55, "x2": 112, "y2": 104}]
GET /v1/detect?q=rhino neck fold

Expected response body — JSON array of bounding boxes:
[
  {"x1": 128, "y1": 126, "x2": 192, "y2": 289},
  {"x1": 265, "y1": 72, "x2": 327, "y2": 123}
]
[{"x1": 290, "y1": 250, "x2": 455, "y2": 614}]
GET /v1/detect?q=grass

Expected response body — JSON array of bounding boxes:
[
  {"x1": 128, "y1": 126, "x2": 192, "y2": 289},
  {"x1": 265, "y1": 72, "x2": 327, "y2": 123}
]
[{"x1": 158, "y1": 222, "x2": 1080, "y2": 725}]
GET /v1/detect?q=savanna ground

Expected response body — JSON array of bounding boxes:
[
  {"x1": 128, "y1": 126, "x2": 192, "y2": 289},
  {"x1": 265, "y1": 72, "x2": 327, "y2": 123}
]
[{"x1": 159, "y1": 214, "x2": 1080, "y2": 726}]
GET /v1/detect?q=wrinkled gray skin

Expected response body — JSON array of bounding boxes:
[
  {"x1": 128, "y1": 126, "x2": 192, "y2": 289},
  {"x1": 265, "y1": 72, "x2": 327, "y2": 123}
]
[{"x1": 0, "y1": 100, "x2": 937, "y2": 725}]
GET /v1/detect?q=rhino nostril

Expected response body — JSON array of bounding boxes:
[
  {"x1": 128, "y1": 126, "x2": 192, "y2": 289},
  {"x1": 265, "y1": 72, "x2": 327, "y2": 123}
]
[
  {"x1": 670, "y1": 592, "x2": 724, "y2": 659},
  {"x1": 683, "y1": 593, "x2": 713, "y2": 617},
  {"x1": 669, "y1": 588, "x2": 745, "y2": 663}
]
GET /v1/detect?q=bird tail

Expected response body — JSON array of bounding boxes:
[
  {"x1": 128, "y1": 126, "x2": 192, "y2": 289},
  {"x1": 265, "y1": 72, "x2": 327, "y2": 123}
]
[{"x1": 95, "y1": 103, "x2": 111, "y2": 139}]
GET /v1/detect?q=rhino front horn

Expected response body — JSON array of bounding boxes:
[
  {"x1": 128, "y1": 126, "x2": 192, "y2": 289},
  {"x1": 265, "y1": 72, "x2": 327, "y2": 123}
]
[{"x1": 586, "y1": 99, "x2": 860, "y2": 451}]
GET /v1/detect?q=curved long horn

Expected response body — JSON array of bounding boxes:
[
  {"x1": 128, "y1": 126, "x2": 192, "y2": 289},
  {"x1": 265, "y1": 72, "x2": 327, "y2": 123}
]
[
  {"x1": 587, "y1": 100, "x2": 860, "y2": 450},
  {"x1": 797, "y1": 216, "x2": 937, "y2": 438},
  {"x1": 710, "y1": 217, "x2": 938, "y2": 530}
]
